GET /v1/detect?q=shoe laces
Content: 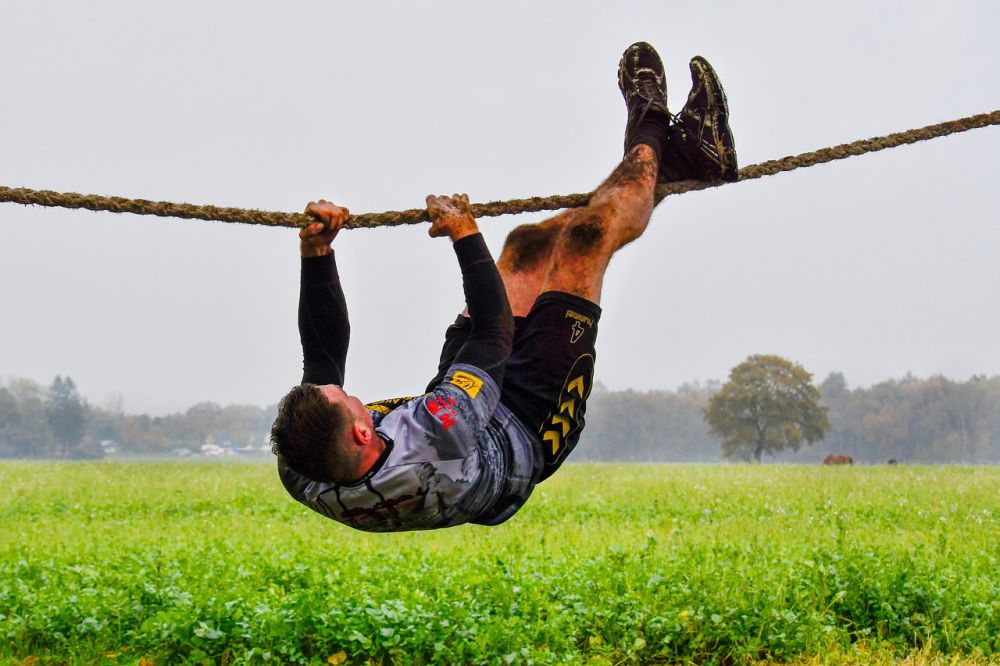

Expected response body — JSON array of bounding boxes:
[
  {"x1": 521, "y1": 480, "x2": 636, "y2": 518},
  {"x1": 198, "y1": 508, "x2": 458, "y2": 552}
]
[
  {"x1": 623, "y1": 58, "x2": 662, "y2": 100},
  {"x1": 635, "y1": 72, "x2": 662, "y2": 103}
]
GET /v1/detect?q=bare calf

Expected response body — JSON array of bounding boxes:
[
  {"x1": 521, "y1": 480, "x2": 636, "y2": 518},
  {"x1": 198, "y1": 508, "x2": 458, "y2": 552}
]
[{"x1": 499, "y1": 144, "x2": 658, "y2": 307}]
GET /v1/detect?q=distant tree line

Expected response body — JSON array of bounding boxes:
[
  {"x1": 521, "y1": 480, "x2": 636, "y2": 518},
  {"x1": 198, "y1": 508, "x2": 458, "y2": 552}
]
[
  {"x1": 0, "y1": 376, "x2": 276, "y2": 458},
  {"x1": 578, "y1": 381, "x2": 723, "y2": 462},
  {"x1": 807, "y1": 372, "x2": 1000, "y2": 463},
  {"x1": 2, "y1": 372, "x2": 999, "y2": 462},
  {"x1": 576, "y1": 372, "x2": 1000, "y2": 464}
]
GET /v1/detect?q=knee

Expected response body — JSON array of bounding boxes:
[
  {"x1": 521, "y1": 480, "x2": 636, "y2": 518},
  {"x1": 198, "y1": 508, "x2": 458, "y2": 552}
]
[{"x1": 501, "y1": 223, "x2": 561, "y2": 271}]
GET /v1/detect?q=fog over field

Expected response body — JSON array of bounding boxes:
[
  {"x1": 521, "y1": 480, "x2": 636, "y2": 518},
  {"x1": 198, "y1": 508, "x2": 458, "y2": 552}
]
[{"x1": 1, "y1": 2, "x2": 998, "y2": 415}]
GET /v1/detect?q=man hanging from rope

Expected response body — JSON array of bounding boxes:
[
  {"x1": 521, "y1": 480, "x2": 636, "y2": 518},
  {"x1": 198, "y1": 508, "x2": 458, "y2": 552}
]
[{"x1": 271, "y1": 42, "x2": 738, "y2": 531}]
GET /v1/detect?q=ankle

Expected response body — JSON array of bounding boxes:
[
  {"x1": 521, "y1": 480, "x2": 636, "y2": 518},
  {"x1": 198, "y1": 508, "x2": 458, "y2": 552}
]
[
  {"x1": 625, "y1": 134, "x2": 664, "y2": 167},
  {"x1": 629, "y1": 143, "x2": 658, "y2": 162}
]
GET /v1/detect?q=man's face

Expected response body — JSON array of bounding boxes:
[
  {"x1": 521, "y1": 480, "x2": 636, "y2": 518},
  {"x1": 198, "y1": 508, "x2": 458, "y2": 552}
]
[{"x1": 317, "y1": 385, "x2": 372, "y2": 431}]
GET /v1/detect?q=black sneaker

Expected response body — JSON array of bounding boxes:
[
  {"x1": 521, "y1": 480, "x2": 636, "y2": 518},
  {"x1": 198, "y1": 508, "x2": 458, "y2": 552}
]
[
  {"x1": 618, "y1": 42, "x2": 670, "y2": 155},
  {"x1": 661, "y1": 56, "x2": 738, "y2": 182}
]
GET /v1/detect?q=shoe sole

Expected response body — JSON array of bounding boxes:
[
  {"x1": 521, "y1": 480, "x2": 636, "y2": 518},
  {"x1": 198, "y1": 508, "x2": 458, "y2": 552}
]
[{"x1": 690, "y1": 56, "x2": 738, "y2": 181}]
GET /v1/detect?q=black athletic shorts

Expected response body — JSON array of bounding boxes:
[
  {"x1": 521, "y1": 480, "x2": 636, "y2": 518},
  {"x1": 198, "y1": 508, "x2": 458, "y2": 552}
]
[{"x1": 426, "y1": 291, "x2": 601, "y2": 481}]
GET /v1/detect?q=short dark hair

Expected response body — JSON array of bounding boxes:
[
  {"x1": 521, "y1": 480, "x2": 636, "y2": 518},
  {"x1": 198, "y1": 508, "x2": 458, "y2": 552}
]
[{"x1": 271, "y1": 384, "x2": 355, "y2": 483}]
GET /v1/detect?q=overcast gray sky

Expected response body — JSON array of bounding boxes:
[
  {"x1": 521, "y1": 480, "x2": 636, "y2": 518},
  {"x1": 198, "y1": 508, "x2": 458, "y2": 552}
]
[{"x1": 1, "y1": 1, "x2": 998, "y2": 415}]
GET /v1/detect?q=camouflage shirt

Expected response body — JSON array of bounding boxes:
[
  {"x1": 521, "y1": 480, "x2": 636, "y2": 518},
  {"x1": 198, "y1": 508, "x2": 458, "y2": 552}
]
[{"x1": 278, "y1": 363, "x2": 542, "y2": 531}]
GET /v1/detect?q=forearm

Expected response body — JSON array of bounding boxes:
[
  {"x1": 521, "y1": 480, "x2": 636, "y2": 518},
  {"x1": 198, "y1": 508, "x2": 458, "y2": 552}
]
[
  {"x1": 451, "y1": 234, "x2": 513, "y2": 385},
  {"x1": 299, "y1": 253, "x2": 350, "y2": 385}
]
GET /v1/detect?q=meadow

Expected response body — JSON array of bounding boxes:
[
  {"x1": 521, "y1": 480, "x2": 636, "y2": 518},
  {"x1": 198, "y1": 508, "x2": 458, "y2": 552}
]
[{"x1": 0, "y1": 462, "x2": 997, "y2": 665}]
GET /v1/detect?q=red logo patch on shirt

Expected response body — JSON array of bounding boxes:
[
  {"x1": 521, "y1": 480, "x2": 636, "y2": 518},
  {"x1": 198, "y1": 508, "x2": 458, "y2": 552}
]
[{"x1": 426, "y1": 396, "x2": 460, "y2": 431}]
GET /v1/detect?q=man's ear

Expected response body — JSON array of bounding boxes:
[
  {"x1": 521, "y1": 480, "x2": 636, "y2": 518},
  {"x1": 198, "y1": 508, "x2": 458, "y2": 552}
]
[{"x1": 352, "y1": 420, "x2": 373, "y2": 446}]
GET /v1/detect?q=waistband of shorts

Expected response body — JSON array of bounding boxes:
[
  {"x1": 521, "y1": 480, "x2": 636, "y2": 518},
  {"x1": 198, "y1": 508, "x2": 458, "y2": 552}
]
[{"x1": 531, "y1": 291, "x2": 603, "y2": 319}]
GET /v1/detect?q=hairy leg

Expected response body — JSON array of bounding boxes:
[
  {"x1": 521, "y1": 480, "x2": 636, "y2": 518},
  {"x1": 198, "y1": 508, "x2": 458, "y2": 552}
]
[
  {"x1": 495, "y1": 212, "x2": 572, "y2": 316},
  {"x1": 462, "y1": 143, "x2": 656, "y2": 318},
  {"x1": 539, "y1": 144, "x2": 658, "y2": 304}
]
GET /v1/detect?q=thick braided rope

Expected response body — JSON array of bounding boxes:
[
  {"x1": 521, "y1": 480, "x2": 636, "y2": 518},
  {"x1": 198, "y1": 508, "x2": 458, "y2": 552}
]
[{"x1": 1, "y1": 110, "x2": 997, "y2": 230}]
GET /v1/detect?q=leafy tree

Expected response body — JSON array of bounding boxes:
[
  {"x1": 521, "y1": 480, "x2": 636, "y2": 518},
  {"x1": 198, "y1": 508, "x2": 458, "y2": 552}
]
[
  {"x1": 89, "y1": 408, "x2": 122, "y2": 443},
  {"x1": 118, "y1": 413, "x2": 170, "y2": 452},
  {"x1": 219, "y1": 404, "x2": 269, "y2": 447},
  {"x1": 47, "y1": 376, "x2": 87, "y2": 457},
  {"x1": 5, "y1": 378, "x2": 54, "y2": 457},
  {"x1": 704, "y1": 354, "x2": 830, "y2": 462},
  {"x1": 0, "y1": 388, "x2": 20, "y2": 430},
  {"x1": 0, "y1": 388, "x2": 22, "y2": 456}
]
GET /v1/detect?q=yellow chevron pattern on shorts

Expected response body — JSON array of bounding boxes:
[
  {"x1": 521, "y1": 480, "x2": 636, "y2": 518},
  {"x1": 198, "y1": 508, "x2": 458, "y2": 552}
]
[
  {"x1": 539, "y1": 358, "x2": 592, "y2": 457},
  {"x1": 542, "y1": 386, "x2": 581, "y2": 455}
]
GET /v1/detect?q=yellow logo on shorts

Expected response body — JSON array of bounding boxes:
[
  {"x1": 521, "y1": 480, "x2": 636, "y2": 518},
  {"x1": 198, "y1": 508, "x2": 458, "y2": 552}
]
[
  {"x1": 564, "y1": 309, "x2": 594, "y2": 328},
  {"x1": 449, "y1": 371, "x2": 483, "y2": 398}
]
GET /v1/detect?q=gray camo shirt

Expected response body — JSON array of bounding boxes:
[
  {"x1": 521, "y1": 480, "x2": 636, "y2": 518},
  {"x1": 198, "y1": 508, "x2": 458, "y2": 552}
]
[{"x1": 278, "y1": 363, "x2": 541, "y2": 531}]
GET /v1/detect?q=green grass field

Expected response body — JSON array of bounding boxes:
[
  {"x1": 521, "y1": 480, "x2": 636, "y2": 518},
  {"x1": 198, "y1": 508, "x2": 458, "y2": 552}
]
[{"x1": 1, "y1": 463, "x2": 998, "y2": 665}]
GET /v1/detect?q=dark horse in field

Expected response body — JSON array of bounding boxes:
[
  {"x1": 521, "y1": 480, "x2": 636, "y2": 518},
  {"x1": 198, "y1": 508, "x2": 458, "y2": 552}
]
[{"x1": 822, "y1": 454, "x2": 854, "y2": 465}]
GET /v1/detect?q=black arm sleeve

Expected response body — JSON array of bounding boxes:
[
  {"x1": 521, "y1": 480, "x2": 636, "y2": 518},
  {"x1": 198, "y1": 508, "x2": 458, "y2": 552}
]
[
  {"x1": 298, "y1": 253, "x2": 350, "y2": 386},
  {"x1": 450, "y1": 233, "x2": 514, "y2": 386}
]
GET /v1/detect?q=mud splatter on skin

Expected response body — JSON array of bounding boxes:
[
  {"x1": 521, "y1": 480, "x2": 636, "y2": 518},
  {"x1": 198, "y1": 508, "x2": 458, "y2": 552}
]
[
  {"x1": 501, "y1": 224, "x2": 561, "y2": 272},
  {"x1": 602, "y1": 150, "x2": 657, "y2": 192},
  {"x1": 566, "y1": 213, "x2": 605, "y2": 253}
]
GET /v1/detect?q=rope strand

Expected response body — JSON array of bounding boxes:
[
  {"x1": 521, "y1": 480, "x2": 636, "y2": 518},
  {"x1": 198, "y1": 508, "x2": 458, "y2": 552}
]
[{"x1": 1, "y1": 110, "x2": 997, "y2": 230}]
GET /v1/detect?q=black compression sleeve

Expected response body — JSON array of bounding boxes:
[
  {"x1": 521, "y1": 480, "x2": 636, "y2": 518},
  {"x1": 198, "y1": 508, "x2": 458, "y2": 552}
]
[
  {"x1": 298, "y1": 253, "x2": 350, "y2": 386},
  {"x1": 450, "y1": 234, "x2": 513, "y2": 386}
]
